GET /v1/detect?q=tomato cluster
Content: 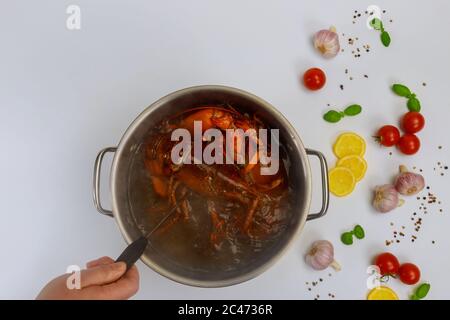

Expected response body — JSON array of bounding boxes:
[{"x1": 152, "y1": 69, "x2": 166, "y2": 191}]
[
  {"x1": 376, "y1": 112, "x2": 425, "y2": 155},
  {"x1": 375, "y1": 252, "x2": 421, "y2": 285}
]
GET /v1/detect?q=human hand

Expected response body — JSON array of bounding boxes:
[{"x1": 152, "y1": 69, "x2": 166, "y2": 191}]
[{"x1": 36, "y1": 256, "x2": 139, "y2": 300}]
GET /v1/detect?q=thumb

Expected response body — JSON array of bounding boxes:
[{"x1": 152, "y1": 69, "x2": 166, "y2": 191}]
[{"x1": 80, "y1": 261, "x2": 126, "y2": 288}]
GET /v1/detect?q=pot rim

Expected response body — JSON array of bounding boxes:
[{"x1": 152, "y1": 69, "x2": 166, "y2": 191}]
[{"x1": 110, "y1": 85, "x2": 312, "y2": 287}]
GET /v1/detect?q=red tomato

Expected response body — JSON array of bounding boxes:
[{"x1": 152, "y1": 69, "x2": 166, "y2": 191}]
[
  {"x1": 375, "y1": 252, "x2": 400, "y2": 276},
  {"x1": 402, "y1": 112, "x2": 425, "y2": 134},
  {"x1": 398, "y1": 263, "x2": 421, "y2": 285},
  {"x1": 303, "y1": 68, "x2": 326, "y2": 91},
  {"x1": 397, "y1": 134, "x2": 421, "y2": 155},
  {"x1": 376, "y1": 125, "x2": 400, "y2": 147}
]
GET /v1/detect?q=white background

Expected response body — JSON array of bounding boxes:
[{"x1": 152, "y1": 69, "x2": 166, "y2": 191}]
[{"x1": 1, "y1": 0, "x2": 449, "y2": 299}]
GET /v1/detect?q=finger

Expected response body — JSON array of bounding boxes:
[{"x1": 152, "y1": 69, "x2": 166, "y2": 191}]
[
  {"x1": 86, "y1": 256, "x2": 114, "y2": 269},
  {"x1": 80, "y1": 262, "x2": 126, "y2": 288},
  {"x1": 100, "y1": 265, "x2": 140, "y2": 300}
]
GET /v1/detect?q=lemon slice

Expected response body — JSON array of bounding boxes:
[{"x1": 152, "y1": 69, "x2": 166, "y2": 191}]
[
  {"x1": 367, "y1": 286, "x2": 399, "y2": 300},
  {"x1": 329, "y1": 167, "x2": 356, "y2": 197},
  {"x1": 333, "y1": 132, "x2": 366, "y2": 159},
  {"x1": 336, "y1": 155, "x2": 367, "y2": 182}
]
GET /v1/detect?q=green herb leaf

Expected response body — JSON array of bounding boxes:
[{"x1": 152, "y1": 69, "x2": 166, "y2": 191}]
[
  {"x1": 344, "y1": 104, "x2": 362, "y2": 116},
  {"x1": 407, "y1": 97, "x2": 421, "y2": 112},
  {"x1": 353, "y1": 225, "x2": 365, "y2": 239},
  {"x1": 410, "y1": 294, "x2": 420, "y2": 300},
  {"x1": 381, "y1": 31, "x2": 391, "y2": 47},
  {"x1": 323, "y1": 110, "x2": 343, "y2": 123},
  {"x1": 392, "y1": 84, "x2": 411, "y2": 97},
  {"x1": 415, "y1": 283, "x2": 431, "y2": 299},
  {"x1": 341, "y1": 232, "x2": 354, "y2": 245},
  {"x1": 370, "y1": 18, "x2": 383, "y2": 31}
]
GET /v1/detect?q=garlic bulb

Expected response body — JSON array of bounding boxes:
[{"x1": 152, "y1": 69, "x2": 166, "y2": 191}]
[
  {"x1": 305, "y1": 240, "x2": 341, "y2": 271},
  {"x1": 313, "y1": 27, "x2": 340, "y2": 58},
  {"x1": 394, "y1": 165, "x2": 425, "y2": 196},
  {"x1": 373, "y1": 184, "x2": 404, "y2": 213}
]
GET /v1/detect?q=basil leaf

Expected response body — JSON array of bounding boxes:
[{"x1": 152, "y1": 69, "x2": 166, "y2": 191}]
[
  {"x1": 392, "y1": 84, "x2": 411, "y2": 97},
  {"x1": 323, "y1": 110, "x2": 342, "y2": 123},
  {"x1": 370, "y1": 18, "x2": 383, "y2": 31},
  {"x1": 407, "y1": 97, "x2": 421, "y2": 112},
  {"x1": 341, "y1": 232, "x2": 354, "y2": 245},
  {"x1": 381, "y1": 31, "x2": 391, "y2": 47},
  {"x1": 344, "y1": 104, "x2": 362, "y2": 116},
  {"x1": 353, "y1": 225, "x2": 365, "y2": 239},
  {"x1": 415, "y1": 283, "x2": 430, "y2": 299}
]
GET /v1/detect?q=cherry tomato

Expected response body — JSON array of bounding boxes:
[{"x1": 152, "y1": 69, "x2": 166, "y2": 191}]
[
  {"x1": 376, "y1": 125, "x2": 400, "y2": 147},
  {"x1": 375, "y1": 252, "x2": 400, "y2": 276},
  {"x1": 397, "y1": 134, "x2": 421, "y2": 155},
  {"x1": 398, "y1": 263, "x2": 421, "y2": 285},
  {"x1": 303, "y1": 68, "x2": 326, "y2": 91},
  {"x1": 402, "y1": 112, "x2": 425, "y2": 134}
]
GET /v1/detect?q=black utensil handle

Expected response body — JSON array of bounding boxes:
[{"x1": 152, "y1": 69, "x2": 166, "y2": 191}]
[{"x1": 115, "y1": 236, "x2": 148, "y2": 271}]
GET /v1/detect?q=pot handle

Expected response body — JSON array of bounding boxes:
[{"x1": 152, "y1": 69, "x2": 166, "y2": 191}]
[
  {"x1": 93, "y1": 147, "x2": 117, "y2": 217},
  {"x1": 305, "y1": 149, "x2": 330, "y2": 221}
]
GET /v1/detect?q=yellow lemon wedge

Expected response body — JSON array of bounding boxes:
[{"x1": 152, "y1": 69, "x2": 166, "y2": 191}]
[
  {"x1": 329, "y1": 167, "x2": 356, "y2": 197},
  {"x1": 367, "y1": 286, "x2": 399, "y2": 300},
  {"x1": 336, "y1": 155, "x2": 367, "y2": 182},
  {"x1": 333, "y1": 132, "x2": 366, "y2": 159}
]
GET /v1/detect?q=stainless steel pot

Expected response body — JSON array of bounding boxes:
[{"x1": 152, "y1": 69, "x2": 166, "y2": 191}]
[{"x1": 93, "y1": 85, "x2": 329, "y2": 287}]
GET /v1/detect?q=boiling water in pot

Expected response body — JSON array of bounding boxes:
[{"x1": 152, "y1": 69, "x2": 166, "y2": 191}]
[{"x1": 126, "y1": 106, "x2": 294, "y2": 273}]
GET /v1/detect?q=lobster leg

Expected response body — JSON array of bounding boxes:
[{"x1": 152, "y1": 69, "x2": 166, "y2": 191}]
[
  {"x1": 177, "y1": 186, "x2": 190, "y2": 221},
  {"x1": 207, "y1": 201, "x2": 226, "y2": 249},
  {"x1": 243, "y1": 197, "x2": 260, "y2": 232},
  {"x1": 169, "y1": 180, "x2": 181, "y2": 206},
  {"x1": 154, "y1": 214, "x2": 181, "y2": 237}
]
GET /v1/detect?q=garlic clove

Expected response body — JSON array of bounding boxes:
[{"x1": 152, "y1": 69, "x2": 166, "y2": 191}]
[
  {"x1": 373, "y1": 184, "x2": 401, "y2": 213},
  {"x1": 313, "y1": 27, "x2": 340, "y2": 58},
  {"x1": 395, "y1": 165, "x2": 425, "y2": 196},
  {"x1": 305, "y1": 240, "x2": 340, "y2": 271}
]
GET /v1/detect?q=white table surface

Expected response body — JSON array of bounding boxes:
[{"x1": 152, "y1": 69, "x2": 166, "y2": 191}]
[{"x1": 1, "y1": 0, "x2": 449, "y2": 299}]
